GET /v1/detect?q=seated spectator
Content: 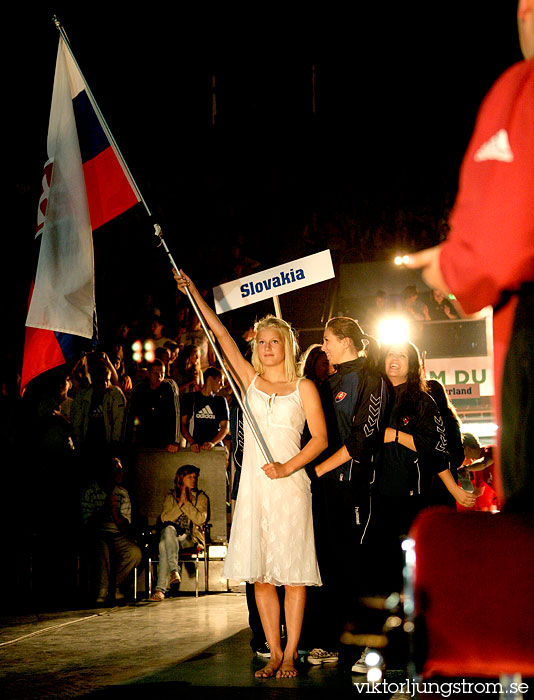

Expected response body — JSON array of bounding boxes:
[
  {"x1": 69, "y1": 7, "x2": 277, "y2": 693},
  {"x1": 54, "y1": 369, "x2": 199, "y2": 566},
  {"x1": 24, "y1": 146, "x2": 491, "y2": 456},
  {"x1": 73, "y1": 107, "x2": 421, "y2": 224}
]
[
  {"x1": 81, "y1": 456, "x2": 142, "y2": 604},
  {"x1": 402, "y1": 285, "x2": 430, "y2": 321},
  {"x1": 174, "y1": 344, "x2": 203, "y2": 394},
  {"x1": 147, "y1": 316, "x2": 173, "y2": 349},
  {"x1": 124, "y1": 359, "x2": 180, "y2": 453},
  {"x1": 71, "y1": 363, "x2": 126, "y2": 457},
  {"x1": 180, "y1": 367, "x2": 230, "y2": 452},
  {"x1": 149, "y1": 464, "x2": 209, "y2": 601},
  {"x1": 426, "y1": 288, "x2": 458, "y2": 320}
]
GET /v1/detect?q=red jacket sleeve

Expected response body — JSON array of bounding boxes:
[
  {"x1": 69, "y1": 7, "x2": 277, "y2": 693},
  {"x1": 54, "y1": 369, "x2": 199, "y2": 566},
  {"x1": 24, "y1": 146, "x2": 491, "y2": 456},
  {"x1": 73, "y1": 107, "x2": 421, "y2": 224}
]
[{"x1": 439, "y1": 58, "x2": 534, "y2": 314}]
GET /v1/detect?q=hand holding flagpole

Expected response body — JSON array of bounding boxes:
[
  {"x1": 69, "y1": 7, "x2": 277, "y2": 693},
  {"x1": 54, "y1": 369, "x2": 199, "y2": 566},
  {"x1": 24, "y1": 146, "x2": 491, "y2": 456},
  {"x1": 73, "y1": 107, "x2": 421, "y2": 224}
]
[{"x1": 155, "y1": 228, "x2": 274, "y2": 465}]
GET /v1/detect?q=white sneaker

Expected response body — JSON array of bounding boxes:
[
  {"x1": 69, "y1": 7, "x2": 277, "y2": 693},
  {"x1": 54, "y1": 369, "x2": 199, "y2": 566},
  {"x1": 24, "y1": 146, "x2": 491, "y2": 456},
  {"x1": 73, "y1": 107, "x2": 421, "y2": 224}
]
[
  {"x1": 307, "y1": 648, "x2": 339, "y2": 665},
  {"x1": 254, "y1": 642, "x2": 271, "y2": 658},
  {"x1": 351, "y1": 647, "x2": 385, "y2": 674}
]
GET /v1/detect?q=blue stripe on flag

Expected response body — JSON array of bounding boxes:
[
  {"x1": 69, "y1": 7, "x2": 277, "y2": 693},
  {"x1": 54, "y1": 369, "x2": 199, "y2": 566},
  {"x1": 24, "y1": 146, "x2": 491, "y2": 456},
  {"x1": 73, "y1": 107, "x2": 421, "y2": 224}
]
[{"x1": 72, "y1": 90, "x2": 109, "y2": 163}]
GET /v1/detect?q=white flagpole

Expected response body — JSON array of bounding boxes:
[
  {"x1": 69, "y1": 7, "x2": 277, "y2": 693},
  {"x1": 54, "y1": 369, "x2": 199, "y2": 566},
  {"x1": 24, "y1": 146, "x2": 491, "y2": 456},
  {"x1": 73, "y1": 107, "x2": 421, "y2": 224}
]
[{"x1": 154, "y1": 226, "x2": 274, "y2": 464}]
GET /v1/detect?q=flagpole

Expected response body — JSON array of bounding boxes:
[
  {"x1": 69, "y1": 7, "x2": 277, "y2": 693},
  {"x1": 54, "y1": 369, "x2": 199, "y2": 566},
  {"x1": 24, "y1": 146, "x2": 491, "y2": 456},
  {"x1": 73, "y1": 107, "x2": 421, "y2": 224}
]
[
  {"x1": 154, "y1": 225, "x2": 275, "y2": 465},
  {"x1": 52, "y1": 15, "x2": 151, "y2": 218},
  {"x1": 50, "y1": 15, "x2": 274, "y2": 464}
]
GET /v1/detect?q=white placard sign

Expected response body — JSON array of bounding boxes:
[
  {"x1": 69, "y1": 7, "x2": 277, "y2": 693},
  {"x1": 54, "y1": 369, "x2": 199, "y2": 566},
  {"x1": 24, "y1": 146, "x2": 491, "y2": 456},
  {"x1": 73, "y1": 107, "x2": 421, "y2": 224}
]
[{"x1": 213, "y1": 249, "x2": 335, "y2": 314}]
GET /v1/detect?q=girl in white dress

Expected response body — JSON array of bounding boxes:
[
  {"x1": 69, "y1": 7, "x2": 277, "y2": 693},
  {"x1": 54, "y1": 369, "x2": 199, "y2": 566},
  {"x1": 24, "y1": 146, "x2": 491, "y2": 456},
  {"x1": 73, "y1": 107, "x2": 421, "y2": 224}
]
[{"x1": 175, "y1": 270, "x2": 327, "y2": 678}]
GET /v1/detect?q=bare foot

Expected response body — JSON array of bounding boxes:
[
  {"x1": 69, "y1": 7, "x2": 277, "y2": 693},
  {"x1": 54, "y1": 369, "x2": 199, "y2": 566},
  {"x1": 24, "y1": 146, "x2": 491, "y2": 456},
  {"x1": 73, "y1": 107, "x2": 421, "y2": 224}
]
[
  {"x1": 255, "y1": 658, "x2": 281, "y2": 678},
  {"x1": 276, "y1": 656, "x2": 299, "y2": 678}
]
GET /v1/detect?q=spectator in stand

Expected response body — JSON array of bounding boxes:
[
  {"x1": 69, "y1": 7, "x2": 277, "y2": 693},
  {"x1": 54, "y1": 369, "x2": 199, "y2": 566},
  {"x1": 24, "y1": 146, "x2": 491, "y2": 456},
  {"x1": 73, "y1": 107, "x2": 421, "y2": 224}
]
[
  {"x1": 177, "y1": 314, "x2": 215, "y2": 372},
  {"x1": 70, "y1": 355, "x2": 92, "y2": 398},
  {"x1": 20, "y1": 367, "x2": 77, "y2": 530},
  {"x1": 233, "y1": 320, "x2": 256, "y2": 362},
  {"x1": 86, "y1": 350, "x2": 120, "y2": 388},
  {"x1": 426, "y1": 288, "x2": 458, "y2": 320},
  {"x1": 109, "y1": 347, "x2": 133, "y2": 398},
  {"x1": 174, "y1": 303, "x2": 190, "y2": 342},
  {"x1": 402, "y1": 285, "x2": 430, "y2": 321},
  {"x1": 164, "y1": 340, "x2": 180, "y2": 381},
  {"x1": 458, "y1": 433, "x2": 499, "y2": 512},
  {"x1": 124, "y1": 359, "x2": 180, "y2": 453},
  {"x1": 229, "y1": 243, "x2": 261, "y2": 279},
  {"x1": 363, "y1": 290, "x2": 389, "y2": 337},
  {"x1": 149, "y1": 465, "x2": 209, "y2": 601},
  {"x1": 71, "y1": 363, "x2": 126, "y2": 460},
  {"x1": 181, "y1": 367, "x2": 230, "y2": 452},
  {"x1": 155, "y1": 346, "x2": 172, "y2": 374},
  {"x1": 81, "y1": 456, "x2": 142, "y2": 605},
  {"x1": 147, "y1": 316, "x2": 173, "y2": 350},
  {"x1": 174, "y1": 344, "x2": 203, "y2": 394}
]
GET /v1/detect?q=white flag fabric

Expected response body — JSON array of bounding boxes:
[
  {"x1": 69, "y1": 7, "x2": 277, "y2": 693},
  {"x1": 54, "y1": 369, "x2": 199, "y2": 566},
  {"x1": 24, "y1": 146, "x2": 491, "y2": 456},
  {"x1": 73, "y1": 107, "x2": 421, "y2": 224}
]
[{"x1": 26, "y1": 39, "x2": 95, "y2": 338}]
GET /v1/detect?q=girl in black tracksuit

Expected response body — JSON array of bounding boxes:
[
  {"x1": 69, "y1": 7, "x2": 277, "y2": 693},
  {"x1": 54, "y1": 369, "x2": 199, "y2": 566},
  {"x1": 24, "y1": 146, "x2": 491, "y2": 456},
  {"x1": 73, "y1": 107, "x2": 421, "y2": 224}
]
[
  {"x1": 365, "y1": 341, "x2": 474, "y2": 594},
  {"x1": 304, "y1": 317, "x2": 391, "y2": 653}
]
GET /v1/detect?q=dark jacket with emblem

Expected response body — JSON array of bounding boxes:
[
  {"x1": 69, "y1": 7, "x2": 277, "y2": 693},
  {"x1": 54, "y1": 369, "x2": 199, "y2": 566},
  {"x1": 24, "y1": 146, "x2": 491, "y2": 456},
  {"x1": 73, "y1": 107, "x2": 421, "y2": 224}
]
[
  {"x1": 375, "y1": 384, "x2": 449, "y2": 503},
  {"x1": 315, "y1": 358, "x2": 391, "y2": 484}
]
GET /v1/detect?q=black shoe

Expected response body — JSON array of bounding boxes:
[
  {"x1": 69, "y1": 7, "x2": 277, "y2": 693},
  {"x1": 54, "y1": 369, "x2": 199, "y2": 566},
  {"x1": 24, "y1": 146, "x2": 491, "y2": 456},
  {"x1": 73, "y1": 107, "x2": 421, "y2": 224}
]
[{"x1": 254, "y1": 642, "x2": 271, "y2": 658}]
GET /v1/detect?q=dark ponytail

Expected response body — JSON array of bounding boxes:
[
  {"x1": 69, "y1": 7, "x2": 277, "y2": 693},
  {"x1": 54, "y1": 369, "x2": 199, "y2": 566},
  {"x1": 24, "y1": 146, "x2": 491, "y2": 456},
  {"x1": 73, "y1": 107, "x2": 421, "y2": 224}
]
[{"x1": 326, "y1": 317, "x2": 381, "y2": 371}]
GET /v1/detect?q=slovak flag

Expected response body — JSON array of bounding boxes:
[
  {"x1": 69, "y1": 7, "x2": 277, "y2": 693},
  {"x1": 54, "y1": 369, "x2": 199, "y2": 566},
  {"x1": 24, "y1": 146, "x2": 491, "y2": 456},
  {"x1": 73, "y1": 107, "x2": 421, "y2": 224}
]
[{"x1": 21, "y1": 36, "x2": 141, "y2": 392}]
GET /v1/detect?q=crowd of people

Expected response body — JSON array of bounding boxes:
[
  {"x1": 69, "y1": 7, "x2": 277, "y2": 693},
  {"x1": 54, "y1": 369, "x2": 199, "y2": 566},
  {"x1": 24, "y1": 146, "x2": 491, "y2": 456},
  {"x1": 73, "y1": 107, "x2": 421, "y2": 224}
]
[
  {"x1": 3, "y1": 2, "x2": 531, "y2": 678},
  {"x1": 3, "y1": 258, "x2": 496, "y2": 663},
  {"x1": 171, "y1": 268, "x2": 495, "y2": 677}
]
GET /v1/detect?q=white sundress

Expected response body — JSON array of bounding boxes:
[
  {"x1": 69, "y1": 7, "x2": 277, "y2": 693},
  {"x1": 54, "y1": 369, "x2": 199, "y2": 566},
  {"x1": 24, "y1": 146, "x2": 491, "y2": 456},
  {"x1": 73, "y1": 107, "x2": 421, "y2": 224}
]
[{"x1": 223, "y1": 375, "x2": 322, "y2": 586}]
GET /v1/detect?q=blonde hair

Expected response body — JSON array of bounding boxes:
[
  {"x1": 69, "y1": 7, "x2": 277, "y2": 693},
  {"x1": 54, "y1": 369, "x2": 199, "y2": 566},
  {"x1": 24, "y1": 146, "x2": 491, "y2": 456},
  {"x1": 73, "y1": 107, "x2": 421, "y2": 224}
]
[{"x1": 251, "y1": 315, "x2": 299, "y2": 382}]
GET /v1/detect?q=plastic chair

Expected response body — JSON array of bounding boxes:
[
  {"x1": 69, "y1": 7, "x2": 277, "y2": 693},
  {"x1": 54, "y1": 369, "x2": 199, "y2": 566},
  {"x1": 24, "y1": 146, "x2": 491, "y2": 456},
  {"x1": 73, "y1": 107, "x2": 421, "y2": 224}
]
[{"x1": 145, "y1": 525, "x2": 210, "y2": 598}]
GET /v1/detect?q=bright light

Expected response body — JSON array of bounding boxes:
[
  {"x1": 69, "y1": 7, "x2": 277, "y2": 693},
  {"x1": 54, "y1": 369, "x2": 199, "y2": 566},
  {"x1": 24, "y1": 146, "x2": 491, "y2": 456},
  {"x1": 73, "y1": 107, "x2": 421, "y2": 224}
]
[
  {"x1": 462, "y1": 422, "x2": 498, "y2": 439},
  {"x1": 377, "y1": 317, "x2": 409, "y2": 344},
  {"x1": 394, "y1": 256, "x2": 403, "y2": 266},
  {"x1": 394, "y1": 254, "x2": 410, "y2": 266},
  {"x1": 131, "y1": 340, "x2": 143, "y2": 363},
  {"x1": 367, "y1": 667, "x2": 383, "y2": 683},
  {"x1": 144, "y1": 340, "x2": 155, "y2": 364},
  {"x1": 365, "y1": 651, "x2": 382, "y2": 667}
]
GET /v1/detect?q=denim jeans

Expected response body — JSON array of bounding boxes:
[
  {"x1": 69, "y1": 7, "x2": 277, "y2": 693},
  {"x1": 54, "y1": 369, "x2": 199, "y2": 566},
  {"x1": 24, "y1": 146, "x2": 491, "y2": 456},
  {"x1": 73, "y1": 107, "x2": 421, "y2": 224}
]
[{"x1": 155, "y1": 525, "x2": 194, "y2": 592}]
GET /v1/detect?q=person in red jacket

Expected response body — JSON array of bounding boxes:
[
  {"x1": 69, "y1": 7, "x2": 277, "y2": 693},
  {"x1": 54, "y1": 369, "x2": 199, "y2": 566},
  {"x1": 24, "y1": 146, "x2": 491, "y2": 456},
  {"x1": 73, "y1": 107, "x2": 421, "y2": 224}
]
[{"x1": 407, "y1": 0, "x2": 534, "y2": 510}]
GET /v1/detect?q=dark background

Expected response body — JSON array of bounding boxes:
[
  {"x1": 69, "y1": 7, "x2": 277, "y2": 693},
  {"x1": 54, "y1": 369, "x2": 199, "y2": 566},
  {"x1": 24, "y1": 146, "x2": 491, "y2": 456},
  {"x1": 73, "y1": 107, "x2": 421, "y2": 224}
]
[{"x1": 5, "y1": 2, "x2": 523, "y2": 375}]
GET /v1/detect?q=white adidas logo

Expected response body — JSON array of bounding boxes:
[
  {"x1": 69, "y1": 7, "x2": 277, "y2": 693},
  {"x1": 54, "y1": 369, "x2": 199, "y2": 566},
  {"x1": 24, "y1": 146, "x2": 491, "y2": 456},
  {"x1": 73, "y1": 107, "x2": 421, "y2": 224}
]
[
  {"x1": 474, "y1": 128, "x2": 514, "y2": 163},
  {"x1": 196, "y1": 406, "x2": 216, "y2": 420}
]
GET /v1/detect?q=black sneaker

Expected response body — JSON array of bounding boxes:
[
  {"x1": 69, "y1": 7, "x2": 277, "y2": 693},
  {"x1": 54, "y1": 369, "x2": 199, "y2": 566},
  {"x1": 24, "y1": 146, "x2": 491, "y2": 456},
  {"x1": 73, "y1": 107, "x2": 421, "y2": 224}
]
[{"x1": 255, "y1": 642, "x2": 271, "y2": 658}]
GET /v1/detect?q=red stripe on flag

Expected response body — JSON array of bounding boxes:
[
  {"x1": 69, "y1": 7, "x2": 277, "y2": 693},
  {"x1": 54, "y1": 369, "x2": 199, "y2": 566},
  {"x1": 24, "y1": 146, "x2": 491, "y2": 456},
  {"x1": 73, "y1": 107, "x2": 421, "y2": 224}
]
[
  {"x1": 83, "y1": 146, "x2": 139, "y2": 231},
  {"x1": 21, "y1": 326, "x2": 67, "y2": 391}
]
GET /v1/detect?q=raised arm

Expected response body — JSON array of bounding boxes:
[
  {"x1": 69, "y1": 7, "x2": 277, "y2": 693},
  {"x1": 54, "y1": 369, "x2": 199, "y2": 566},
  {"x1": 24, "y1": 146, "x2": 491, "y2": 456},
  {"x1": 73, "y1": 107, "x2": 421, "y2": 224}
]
[{"x1": 174, "y1": 269, "x2": 255, "y2": 390}]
